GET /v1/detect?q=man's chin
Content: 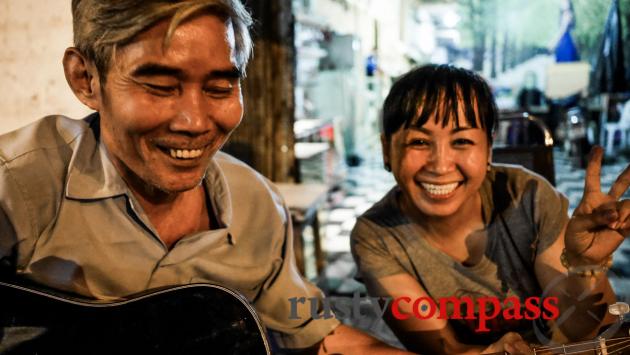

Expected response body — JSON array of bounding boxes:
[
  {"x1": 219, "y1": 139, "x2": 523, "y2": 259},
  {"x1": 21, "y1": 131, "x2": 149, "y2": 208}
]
[
  {"x1": 159, "y1": 178, "x2": 204, "y2": 194},
  {"x1": 139, "y1": 174, "x2": 205, "y2": 197}
]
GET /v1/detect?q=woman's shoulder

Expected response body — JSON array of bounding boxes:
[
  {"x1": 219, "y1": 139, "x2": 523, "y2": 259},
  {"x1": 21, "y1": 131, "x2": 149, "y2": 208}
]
[
  {"x1": 485, "y1": 163, "x2": 567, "y2": 214},
  {"x1": 488, "y1": 163, "x2": 557, "y2": 195},
  {"x1": 356, "y1": 186, "x2": 401, "y2": 225}
]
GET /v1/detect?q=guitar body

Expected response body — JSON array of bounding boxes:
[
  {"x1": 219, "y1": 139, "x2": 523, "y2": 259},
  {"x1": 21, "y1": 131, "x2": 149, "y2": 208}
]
[{"x1": 0, "y1": 282, "x2": 271, "y2": 355}]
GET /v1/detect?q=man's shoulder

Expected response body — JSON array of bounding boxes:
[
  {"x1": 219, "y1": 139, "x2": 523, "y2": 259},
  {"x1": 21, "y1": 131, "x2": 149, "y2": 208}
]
[
  {"x1": 213, "y1": 151, "x2": 283, "y2": 203},
  {"x1": 0, "y1": 115, "x2": 89, "y2": 164},
  {"x1": 213, "y1": 151, "x2": 268, "y2": 185},
  {"x1": 0, "y1": 116, "x2": 92, "y2": 239}
]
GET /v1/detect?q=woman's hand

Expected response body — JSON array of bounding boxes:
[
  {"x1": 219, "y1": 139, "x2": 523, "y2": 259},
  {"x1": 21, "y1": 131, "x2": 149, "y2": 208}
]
[
  {"x1": 564, "y1": 146, "x2": 630, "y2": 264},
  {"x1": 481, "y1": 332, "x2": 533, "y2": 354}
]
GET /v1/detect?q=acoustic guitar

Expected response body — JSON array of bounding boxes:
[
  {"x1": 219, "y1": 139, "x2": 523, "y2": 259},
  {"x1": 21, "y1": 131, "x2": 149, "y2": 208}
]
[{"x1": 0, "y1": 281, "x2": 271, "y2": 354}]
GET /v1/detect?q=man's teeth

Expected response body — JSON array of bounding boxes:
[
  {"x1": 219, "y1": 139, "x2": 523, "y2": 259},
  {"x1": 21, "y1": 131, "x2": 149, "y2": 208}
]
[
  {"x1": 420, "y1": 182, "x2": 459, "y2": 195},
  {"x1": 169, "y1": 148, "x2": 203, "y2": 159}
]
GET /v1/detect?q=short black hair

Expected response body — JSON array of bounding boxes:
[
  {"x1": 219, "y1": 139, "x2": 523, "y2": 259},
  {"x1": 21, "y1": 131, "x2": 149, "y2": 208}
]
[{"x1": 381, "y1": 64, "x2": 497, "y2": 143}]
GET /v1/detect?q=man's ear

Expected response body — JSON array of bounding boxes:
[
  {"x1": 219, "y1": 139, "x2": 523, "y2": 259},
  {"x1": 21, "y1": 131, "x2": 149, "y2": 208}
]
[{"x1": 62, "y1": 47, "x2": 102, "y2": 111}]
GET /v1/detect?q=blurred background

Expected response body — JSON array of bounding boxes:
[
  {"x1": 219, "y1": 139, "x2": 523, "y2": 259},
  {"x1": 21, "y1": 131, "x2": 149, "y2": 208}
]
[{"x1": 2, "y1": 0, "x2": 630, "y2": 345}]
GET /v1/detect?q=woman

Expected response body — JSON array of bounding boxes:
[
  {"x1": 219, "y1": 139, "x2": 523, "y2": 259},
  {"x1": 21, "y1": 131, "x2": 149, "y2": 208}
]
[{"x1": 350, "y1": 64, "x2": 629, "y2": 354}]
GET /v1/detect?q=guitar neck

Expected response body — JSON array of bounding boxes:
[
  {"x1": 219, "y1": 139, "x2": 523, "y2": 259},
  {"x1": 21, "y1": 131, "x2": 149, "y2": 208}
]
[{"x1": 486, "y1": 336, "x2": 630, "y2": 354}]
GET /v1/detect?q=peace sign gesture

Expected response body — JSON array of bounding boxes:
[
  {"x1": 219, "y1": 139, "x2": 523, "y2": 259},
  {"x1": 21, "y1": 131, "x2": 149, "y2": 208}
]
[{"x1": 564, "y1": 146, "x2": 630, "y2": 264}]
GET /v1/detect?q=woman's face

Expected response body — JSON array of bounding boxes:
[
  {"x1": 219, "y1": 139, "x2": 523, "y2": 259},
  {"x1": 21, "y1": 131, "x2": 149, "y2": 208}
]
[{"x1": 383, "y1": 109, "x2": 490, "y2": 219}]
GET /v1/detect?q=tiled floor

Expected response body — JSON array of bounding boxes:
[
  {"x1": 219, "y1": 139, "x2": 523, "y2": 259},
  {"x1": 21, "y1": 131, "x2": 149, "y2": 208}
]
[{"x1": 312, "y1": 147, "x2": 630, "y2": 345}]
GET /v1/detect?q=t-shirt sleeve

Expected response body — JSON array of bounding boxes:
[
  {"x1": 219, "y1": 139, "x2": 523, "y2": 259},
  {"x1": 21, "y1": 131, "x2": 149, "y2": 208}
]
[
  {"x1": 252, "y1": 202, "x2": 339, "y2": 350},
  {"x1": 350, "y1": 217, "x2": 407, "y2": 280},
  {"x1": 531, "y1": 174, "x2": 569, "y2": 255}
]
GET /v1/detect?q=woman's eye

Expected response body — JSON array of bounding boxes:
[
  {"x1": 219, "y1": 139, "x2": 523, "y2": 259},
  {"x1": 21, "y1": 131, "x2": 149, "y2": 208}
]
[
  {"x1": 453, "y1": 138, "x2": 474, "y2": 146},
  {"x1": 408, "y1": 139, "x2": 429, "y2": 146}
]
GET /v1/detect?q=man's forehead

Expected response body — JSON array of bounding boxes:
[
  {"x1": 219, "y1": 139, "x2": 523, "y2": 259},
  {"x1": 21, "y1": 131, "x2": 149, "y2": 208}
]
[
  {"x1": 112, "y1": 14, "x2": 237, "y2": 71},
  {"x1": 130, "y1": 13, "x2": 233, "y2": 48}
]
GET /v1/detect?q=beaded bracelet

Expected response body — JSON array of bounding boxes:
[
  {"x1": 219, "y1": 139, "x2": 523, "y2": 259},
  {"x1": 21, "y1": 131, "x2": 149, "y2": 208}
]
[{"x1": 560, "y1": 248, "x2": 613, "y2": 277}]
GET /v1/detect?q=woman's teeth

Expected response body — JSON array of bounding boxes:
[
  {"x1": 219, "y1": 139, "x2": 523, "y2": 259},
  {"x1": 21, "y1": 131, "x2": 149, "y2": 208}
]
[
  {"x1": 169, "y1": 148, "x2": 203, "y2": 159},
  {"x1": 420, "y1": 182, "x2": 459, "y2": 195}
]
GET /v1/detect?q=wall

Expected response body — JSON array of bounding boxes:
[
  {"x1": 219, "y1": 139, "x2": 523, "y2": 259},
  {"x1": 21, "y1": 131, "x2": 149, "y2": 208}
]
[{"x1": 0, "y1": 0, "x2": 91, "y2": 134}]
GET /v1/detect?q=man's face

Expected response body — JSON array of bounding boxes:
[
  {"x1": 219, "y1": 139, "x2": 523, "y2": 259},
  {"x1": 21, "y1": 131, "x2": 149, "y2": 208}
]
[{"x1": 96, "y1": 14, "x2": 243, "y2": 195}]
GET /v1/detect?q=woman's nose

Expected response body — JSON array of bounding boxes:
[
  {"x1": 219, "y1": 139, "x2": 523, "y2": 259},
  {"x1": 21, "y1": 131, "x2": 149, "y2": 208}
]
[{"x1": 426, "y1": 145, "x2": 454, "y2": 174}]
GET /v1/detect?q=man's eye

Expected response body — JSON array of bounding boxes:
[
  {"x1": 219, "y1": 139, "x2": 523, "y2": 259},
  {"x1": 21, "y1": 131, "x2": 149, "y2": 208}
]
[
  {"x1": 144, "y1": 83, "x2": 177, "y2": 95},
  {"x1": 204, "y1": 86, "x2": 233, "y2": 97}
]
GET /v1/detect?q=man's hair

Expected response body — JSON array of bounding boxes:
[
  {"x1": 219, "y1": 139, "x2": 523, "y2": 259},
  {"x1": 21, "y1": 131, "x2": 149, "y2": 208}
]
[
  {"x1": 71, "y1": 0, "x2": 253, "y2": 81},
  {"x1": 381, "y1": 64, "x2": 498, "y2": 143}
]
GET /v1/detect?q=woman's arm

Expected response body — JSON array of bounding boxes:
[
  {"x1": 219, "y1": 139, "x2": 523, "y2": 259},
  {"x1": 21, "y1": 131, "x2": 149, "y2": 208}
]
[
  {"x1": 536, "y1": 147, "x2": 629, "y2": 341},
  {"x1": 363, "y1": 273, "x2": 531, "y2": 354},
  {"x1": 534, "y1": 225, "x2": 618, "y2": 341}
]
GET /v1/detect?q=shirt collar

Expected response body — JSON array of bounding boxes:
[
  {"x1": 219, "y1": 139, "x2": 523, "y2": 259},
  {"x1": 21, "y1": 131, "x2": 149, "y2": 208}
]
[
  {"x1": 65, "y1": 113, "x2": 128, "y2": 200},
  {"x1": 202, "y1": 155, "x2": 234, "y2": 236},
  {"x1": 65, "y1": 113, "x2": 234, "y2": 240}
]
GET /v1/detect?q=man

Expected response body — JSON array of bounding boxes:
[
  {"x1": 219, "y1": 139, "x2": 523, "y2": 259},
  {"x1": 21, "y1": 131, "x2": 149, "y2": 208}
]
[{"x1": 0, "y1": 1, "x2": 415, "y2": 353}]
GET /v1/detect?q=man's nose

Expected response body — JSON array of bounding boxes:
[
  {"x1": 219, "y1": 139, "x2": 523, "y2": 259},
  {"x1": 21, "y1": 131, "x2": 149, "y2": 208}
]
[
  {"x1": 427, "y1": 144, "x2": 454, "y2": 174},
  {"x1": 170, "y1": 90, "x2": 212, "y2": 135}
]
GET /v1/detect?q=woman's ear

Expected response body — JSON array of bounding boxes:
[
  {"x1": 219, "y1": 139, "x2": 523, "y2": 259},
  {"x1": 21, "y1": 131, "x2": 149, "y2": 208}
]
[
  {"x1": 62, "y1": 47, "x2": 102, "y2": 111},
  {"x1": 381, "y1": 133, "x2": 391, "y2": 172}
]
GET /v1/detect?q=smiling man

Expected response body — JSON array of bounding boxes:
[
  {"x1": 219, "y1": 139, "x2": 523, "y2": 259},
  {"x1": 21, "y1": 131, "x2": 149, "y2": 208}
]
[{"x1": 0, "y1": 1, "x2": 412, "y2": 354}]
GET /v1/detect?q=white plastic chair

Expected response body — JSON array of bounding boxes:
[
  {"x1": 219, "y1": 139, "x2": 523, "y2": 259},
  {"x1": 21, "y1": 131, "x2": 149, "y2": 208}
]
[{"x1": 604, "y1": 100, "x2": 630, "y2": 155}]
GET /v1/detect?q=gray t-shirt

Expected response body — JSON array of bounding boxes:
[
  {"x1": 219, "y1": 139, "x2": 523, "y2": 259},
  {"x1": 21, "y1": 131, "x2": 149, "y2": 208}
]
[{"x1": 351, "y1": 164, "x2": 569, "y2": 343}]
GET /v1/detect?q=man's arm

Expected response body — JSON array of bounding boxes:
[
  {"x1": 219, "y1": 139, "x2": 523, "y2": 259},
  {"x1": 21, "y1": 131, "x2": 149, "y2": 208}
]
[
  {"x1": 0, "y1": 162, "x2": 29, "y2": 275},
  {"x1": 282, "y1": 324, "x2": 414, "y2": 355},
  {"x1": 316, "y1": 324, "x2": 414, "y2": 355}
]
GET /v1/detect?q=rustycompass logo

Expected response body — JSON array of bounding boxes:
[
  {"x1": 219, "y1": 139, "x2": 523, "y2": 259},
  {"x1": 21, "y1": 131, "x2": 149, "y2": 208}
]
[
  {"x1": 389, "y1": 295, "x2": 559, "y2": 332},
  {"x1": 288, "y1": 293, "x2": 560, "y2": 333}
]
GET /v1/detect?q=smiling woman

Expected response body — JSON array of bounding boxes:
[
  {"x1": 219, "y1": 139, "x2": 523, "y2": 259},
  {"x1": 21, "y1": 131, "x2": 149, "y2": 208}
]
[{"x1": 350, "y1": 64, "x2": 630, "y2": 354}]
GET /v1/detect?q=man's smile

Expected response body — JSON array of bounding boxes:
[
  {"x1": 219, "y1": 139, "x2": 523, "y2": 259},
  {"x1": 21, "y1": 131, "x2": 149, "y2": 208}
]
[
  {"x1": 154, "y1": 139, "x2": 215, "y2": 161},
  {"x1": 168, "y1": 148, "x2": 203, "y2": 159}
]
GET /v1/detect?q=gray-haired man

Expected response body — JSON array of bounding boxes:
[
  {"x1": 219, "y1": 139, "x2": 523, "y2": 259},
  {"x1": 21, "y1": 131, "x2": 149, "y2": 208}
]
[{"x1": 0, "y1": 1, "x2": 412, "y2": 353}]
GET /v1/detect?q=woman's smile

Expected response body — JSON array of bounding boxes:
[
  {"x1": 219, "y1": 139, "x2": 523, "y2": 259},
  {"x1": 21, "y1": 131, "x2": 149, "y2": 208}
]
[{"x1": 418, "y1": 181, "x2": 462, "y2": 199}]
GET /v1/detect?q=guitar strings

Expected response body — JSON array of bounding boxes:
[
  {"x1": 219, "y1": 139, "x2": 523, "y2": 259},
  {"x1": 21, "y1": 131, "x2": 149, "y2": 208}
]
[
  {"x1": 533, "y1": 335, "x2": 629, "y2": 349},
  {"x1": 531, "y1": 336, "x2": 630, "y2": 354},
  {"x1": 545, "y1": 342, "x2": 630, "y2": 355}
]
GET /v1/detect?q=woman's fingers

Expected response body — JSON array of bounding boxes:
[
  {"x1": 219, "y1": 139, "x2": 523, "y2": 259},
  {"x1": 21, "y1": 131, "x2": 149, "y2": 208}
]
[
  {"x1": 566, "y1": 207, "x2": 624, "y2": 260},
  {"x1": 584, "y1": 146, "x2": 604, "y2": 195},
  {"x1": 570, "y1": 206, "x2": 618, "y2": 233},
  {"x1": 608, "y1": 163, "x2": 630, "y2": 200},
  {"x1": 614, "y1": 200, "x2": 630, "y2": 231},
  {"x1": 502, "y1": 332, "x2": 533, "y2": 355},
  {"x1": 592, "y1": 200, "x2": 630, "y2": 230}
]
